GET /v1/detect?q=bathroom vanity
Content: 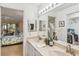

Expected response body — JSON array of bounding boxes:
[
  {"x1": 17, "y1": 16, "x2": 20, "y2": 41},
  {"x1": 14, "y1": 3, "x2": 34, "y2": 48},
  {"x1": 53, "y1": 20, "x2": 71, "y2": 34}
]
[{"x1": 27, "y1": 37, "x2": 79, "y2": 56}]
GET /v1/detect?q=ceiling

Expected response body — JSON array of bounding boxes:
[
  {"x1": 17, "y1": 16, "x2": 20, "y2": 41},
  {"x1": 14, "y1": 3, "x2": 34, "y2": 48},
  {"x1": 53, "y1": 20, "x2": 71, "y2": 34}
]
[{"x1": 22, "y1": 3, "x2": 49, "y2": 10}]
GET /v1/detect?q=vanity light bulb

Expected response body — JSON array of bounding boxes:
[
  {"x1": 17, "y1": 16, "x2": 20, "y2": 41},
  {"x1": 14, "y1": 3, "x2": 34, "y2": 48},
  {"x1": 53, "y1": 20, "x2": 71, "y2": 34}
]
[
  {"x1": 48, "y1": 4, "x2": 52, "y2": 9},
  {"x1": 44, "y1": 8, "x2": 47, "y2": 13},
  {"x1": 49, "y1": 4, "x2": 52, "y2": 7},
  {"x1": 46, "y1": 6, "x2": 48, "y2": 11},
  {"x1": 40, "y1": 10, "x2": 43, "y2": 14},
  {"x1": 46, "y1": 6, "x2": 49, "y2": 10}
]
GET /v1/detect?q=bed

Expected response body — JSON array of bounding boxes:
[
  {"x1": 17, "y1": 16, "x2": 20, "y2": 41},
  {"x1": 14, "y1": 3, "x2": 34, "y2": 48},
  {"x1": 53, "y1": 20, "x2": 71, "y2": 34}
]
[{"x1": 1, "y1": 35, "x2": 23, "y2": 46}]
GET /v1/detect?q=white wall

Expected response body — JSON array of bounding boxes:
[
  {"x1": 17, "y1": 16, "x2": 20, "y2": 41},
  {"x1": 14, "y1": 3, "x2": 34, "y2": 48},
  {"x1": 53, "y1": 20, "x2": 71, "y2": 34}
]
[
  {"x1": 39, "y1": 4, "x2": 79, "y2": 42},
  {"x1": 0, "y1": 8, "x2": 1, "y2": 38},
  {"x1": 0, "y1": 8, "x2": 1, "y2": 56},
  {"x1": 0, "y1": 3, "x2": 38, "y2": 55}
]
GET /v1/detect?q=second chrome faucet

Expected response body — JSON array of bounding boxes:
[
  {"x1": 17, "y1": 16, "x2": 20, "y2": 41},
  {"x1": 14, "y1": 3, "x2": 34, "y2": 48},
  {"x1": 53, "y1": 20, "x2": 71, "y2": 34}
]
[{"x1": 66, "y1": 44, "x2": 75, "y2": 56}]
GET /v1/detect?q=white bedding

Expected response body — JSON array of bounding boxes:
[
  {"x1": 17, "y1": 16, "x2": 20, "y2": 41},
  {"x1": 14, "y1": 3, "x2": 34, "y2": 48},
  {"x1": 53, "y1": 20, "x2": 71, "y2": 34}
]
[{"x1": 2, "y1": 36, "x2": 23, "y2": 45}]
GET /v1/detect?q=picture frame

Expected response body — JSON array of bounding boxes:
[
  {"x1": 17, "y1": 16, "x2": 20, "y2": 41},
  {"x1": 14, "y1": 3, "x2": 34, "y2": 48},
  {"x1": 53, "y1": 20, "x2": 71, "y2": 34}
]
[
  {"x1": 28, "y1": 20, "x2": 37, "y2": 32},
  {"x1": 59, "y1": 21, "x2": 65, "y2": 27},
  {"x1": 29, "y1": 24, "x2": 34, "y2": 31}
]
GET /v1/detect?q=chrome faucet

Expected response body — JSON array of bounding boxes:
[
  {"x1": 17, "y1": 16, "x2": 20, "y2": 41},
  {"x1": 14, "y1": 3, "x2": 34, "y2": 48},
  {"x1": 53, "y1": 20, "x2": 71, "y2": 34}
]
[
  {"x1": 66, "y1": 44, "x2": 75, "y2": 56},
  {"x1": 66, "y1": 44, "x2": 71, "y2": 53}
]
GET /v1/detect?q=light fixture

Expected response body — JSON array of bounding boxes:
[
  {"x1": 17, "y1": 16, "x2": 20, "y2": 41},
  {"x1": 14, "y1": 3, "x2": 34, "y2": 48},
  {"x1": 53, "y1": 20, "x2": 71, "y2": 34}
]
[
  {"x1": 46, "y1": 6, "x2": 48, "y2": 11},
  {"x1": 43, "y1": 8, "x2": 46, "y2": 13},
  {"x1": 45, "y1": 8, "x2": 47, "y2": 12},
  {"x1": 39, "y1": 3, "x2": 63, "y2": 15},
  {"x1": 39, "y1": 10, "x2": 43, "y2": 14},
  {"x1": 40, "y1": 11, "x2": 42, "y2": 14},
  {"x1": 49, "y1": 4, "x2": 52, "y2": 7}
]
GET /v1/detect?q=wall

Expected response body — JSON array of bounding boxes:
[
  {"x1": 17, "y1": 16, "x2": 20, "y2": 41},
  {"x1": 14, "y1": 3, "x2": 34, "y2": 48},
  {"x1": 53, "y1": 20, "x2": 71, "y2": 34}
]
[
  {"x1": 0, "y1": 8, "x2": 1, "y2": 56},
  {"x1": 0, "y1": 8, "x2": 1, "y2": 38},
  {"x1": 18, "y1": 19, "x2": 23, "y2": 32}
]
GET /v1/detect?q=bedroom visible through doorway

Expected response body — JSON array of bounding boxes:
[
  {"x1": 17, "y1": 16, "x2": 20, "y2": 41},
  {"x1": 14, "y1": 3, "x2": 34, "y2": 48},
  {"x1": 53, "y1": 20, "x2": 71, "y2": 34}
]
[{"x1": 1, "y1": 6, "x2": 23, "y2": 56}]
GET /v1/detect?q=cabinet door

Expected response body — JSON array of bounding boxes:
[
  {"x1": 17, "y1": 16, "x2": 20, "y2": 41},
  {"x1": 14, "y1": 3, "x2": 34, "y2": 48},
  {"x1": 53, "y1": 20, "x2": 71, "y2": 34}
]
[
  {"x1": 27, "y1": 42, "x2": 30, "y2": 56},
  {"x1": 27, "y1": 41, "x2": 34, "y2": 56},
  {"x1": 27, "y1": 41, "x2": 42, "y2": 56},
  {"x1": 35, "y1": 50, "x2": 42, "y2": 56},
  {"x1": 30, "y1": 44, "x2": 34, "y2": 56},
  {"x1": 33, "y1": 48, "x2": 37, "y2": 56},
  {"x1": 33, "y1": 47, "x2": 42, "y2": 56},
  {"x1": 37, "y1": 51, "x2": 42, "y2": 56}
]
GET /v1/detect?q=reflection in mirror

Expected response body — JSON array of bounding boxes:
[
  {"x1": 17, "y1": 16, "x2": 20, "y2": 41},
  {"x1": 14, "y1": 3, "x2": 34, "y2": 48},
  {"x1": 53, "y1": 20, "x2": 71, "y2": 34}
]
[
  {"x1": 1, "y1": 23, "x2": 16, "y2": 36},
  {"x1": 48, "y1": 16, "x2": 58, "y2": 40},
  {"x1": 67, "y1": 17, "x2": 79, "y2": 45}
]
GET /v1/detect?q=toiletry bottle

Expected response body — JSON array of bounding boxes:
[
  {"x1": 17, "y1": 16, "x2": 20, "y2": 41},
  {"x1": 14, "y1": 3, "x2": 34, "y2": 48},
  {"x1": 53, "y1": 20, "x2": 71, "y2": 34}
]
[
  {"x1": 48, "y1": 30, "x2": 54, "y2": 46},
  {"x1": 49, "y1": 38, "x2": 54, "y2": 46}
]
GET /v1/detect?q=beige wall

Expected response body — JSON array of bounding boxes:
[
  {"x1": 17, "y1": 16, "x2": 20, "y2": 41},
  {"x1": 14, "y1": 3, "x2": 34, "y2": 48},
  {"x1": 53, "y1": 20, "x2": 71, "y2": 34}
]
[{"x1": 18, "y1": 19, "x2": 23, "y2": 32}]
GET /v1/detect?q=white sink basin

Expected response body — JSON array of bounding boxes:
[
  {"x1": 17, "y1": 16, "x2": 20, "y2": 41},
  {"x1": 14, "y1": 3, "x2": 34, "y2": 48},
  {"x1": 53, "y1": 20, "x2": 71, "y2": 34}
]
[
  {"x1": 39, "y1": 46, "x2": 72, "y2": 56},
  {"x1": 48, "y1": 50, "x2": 71, "y2": 56},
  {"x1": 35, "y1": 43, "x2": 46, "y2": 48},
  {"x1": 32, "y1": 39, "x2": 72, "y2": 56}
]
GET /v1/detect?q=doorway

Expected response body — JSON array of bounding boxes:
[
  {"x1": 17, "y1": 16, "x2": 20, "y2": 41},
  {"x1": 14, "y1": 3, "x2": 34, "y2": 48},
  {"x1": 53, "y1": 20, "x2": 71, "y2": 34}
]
[
  {"x1": 1, "y1": 7, "x2": 23, "y2": 56},
  {"x1": 48, "y1": 16, "x2": 56, "y2": 39}
]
